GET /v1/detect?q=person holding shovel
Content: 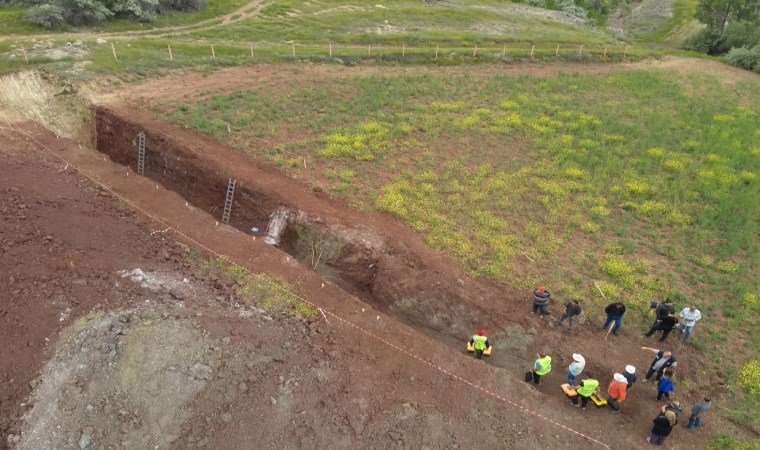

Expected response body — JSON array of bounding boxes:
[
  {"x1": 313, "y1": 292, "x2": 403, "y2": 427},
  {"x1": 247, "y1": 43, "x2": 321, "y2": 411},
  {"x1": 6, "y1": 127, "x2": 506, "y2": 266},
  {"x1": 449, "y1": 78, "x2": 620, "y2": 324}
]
[{"x1": 603, "y1": 301, "x2": 626, "y2": 336}]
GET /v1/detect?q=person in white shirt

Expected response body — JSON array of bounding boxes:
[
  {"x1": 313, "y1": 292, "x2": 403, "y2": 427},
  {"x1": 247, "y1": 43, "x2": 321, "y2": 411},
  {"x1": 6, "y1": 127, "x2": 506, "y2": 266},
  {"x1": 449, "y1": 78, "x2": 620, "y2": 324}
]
[{"x1": 679, "y1": 306, "x2": 702, "y2": 342}]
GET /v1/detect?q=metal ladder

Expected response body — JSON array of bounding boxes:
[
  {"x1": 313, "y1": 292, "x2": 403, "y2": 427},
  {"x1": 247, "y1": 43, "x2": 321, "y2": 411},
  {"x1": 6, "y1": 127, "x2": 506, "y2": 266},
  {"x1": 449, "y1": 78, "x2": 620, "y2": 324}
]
[
  {"x1": 136, "y1": 132, "x2": 146, "y2": 175},
  {"x1": 222, "y1": 179, "x2": 236, "y2": 224}
]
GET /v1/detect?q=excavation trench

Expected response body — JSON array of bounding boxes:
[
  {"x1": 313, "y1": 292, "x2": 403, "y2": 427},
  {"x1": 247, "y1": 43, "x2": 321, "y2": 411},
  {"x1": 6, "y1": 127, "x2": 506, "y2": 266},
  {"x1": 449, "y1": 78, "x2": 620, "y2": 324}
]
[{"x1": 94, "y1": 105, "x2": 527, "y2": 368}]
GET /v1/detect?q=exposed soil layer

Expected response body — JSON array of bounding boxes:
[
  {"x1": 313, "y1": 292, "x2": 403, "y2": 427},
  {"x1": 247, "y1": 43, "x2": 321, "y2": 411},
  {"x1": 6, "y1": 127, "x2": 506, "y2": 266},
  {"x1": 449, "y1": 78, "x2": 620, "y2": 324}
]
[{"x1": 94, "y1": 105, "x2": 520, "y2": 364}]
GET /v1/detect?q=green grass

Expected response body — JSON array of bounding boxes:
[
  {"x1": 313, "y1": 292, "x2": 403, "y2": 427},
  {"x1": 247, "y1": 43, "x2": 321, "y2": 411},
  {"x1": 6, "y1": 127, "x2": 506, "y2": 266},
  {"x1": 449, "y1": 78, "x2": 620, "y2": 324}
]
[
  {"x1": 155, "y1": 69, "x2": 760, "y2": 430},
  {"x1": 0, "y1": 7, "x2": 49, "y2": 35},
  {"x1": 199, "y1": 255, "x2": 317, "y2": 318},
  {"x1": 1, "y1": 0, "x2": 664, "y2": 75},
  {"x1": 188, "y1": 0, "x2": 615, "y2": 46}
]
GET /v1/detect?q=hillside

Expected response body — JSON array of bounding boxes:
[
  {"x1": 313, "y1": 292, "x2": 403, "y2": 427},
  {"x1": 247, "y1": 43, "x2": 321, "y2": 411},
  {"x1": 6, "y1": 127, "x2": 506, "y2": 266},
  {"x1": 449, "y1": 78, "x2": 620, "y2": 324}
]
[{"x1": 1, "y1": 1, "x2": 759, "y2": 449}]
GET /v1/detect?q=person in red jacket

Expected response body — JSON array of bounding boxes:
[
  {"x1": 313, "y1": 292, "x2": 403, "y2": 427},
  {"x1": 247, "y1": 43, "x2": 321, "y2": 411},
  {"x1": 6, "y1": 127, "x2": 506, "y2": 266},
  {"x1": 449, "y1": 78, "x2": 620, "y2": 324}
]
[{"x1": 607, "y1": 372, "x2": 628, "y2": 413}]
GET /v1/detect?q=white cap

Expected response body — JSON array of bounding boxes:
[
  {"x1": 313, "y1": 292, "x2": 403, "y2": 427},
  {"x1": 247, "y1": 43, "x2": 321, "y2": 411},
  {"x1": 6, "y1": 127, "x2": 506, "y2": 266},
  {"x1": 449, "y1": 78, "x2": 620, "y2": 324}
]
[
  {"x1": 614, "y1": 373, "x2": 628, "y2": 383},
  {"x1": 572, "y1": 353, "x2": 585, "y2": 363},
  {"x1": 625, "y1": 365, "x2": 636, "y2": 374}
]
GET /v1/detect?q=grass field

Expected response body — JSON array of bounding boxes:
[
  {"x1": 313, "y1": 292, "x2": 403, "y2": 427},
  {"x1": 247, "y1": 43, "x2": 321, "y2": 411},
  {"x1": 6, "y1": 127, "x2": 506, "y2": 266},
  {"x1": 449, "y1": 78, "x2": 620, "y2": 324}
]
[
  {"x1": 186, "y1": 1, "x2": 613, "y2": 46},
  {"x1": 0, "y1": 7, "x2": 48, "y2": 35},
  {"x1": 154, "y1": 66, "x2": 760, "y2": 431}
]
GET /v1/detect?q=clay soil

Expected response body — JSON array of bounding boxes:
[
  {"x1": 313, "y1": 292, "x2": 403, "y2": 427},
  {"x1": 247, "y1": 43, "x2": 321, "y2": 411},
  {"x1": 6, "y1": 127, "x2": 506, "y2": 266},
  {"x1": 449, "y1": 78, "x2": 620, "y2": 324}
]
[{"x1": 1, "y1": 62, "x2": 756, "y2": 450}]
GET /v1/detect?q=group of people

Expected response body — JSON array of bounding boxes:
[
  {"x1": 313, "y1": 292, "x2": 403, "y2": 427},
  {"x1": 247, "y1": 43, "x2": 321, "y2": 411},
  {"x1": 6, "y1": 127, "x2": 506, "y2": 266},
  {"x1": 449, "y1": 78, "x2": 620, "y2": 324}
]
[
  {"x1": 521, "y1": 345, "x2": 712, "y2": 446},
  {"x1": 534, "y1": 286, "x2": 703, "y2": 342},
  {"x1": 520, "y1": 288, "x2": 709, "y2": 446}
]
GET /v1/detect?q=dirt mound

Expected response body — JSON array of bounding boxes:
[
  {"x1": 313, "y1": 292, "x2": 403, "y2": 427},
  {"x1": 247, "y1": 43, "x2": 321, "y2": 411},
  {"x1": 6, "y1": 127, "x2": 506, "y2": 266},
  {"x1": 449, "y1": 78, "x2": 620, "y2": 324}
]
[{"x1": 19, "y1": 304, "x2": 211, "y2": 450}]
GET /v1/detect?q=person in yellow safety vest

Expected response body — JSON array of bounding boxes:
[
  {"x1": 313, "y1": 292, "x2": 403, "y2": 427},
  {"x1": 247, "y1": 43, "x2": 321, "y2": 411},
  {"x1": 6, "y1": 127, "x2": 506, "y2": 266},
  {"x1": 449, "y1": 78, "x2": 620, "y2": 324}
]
[
  {"x1": 532, "y1": 352, "x2": 552, "y2": 384},
  {"x1": 469, "y1": 330, "x2": 490, "y2": 359},
  {"x1": 571, "y1": 373, "x2": 600, "y2": 409}
]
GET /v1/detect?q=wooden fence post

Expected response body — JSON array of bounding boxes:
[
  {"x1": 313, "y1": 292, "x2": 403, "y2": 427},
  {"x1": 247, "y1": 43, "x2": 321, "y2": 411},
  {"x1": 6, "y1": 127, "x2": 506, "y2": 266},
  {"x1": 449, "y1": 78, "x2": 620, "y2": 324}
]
[
  {"x1": 291, "y1": 42, "x2": 295, "y2": 58},
  {"x1": 578, "y1": 45, "x2": 584, "y2": 55},
  {"x1": 329, "y1": 42, "x2": 332, "y2": 58},
  {"x1": 110, "y1": 42, "x2": 117, "y2": 61},
  {"x1": 402, "y1": 43, "x2": 405, "y2": 59},
  {"x1": 473, "y1": 44, "x2": 478, "y2": 56},
  {"x1": 22, "y1": 48, "x2": 29, "y2": 63},
  {"x1": 530, "y1": 45, "x2": 535, "y2": 58},
  {"x1": 624, "y1": 45, "x2": 629, "y2": 58},
  {"x1": 604, "y1": 46, "x2": 608, "y2": 57},
  {"x1": 250, "y1": 42, "x2": 254, "y2": 57},
  {"x1": 503, "y1": 44, "x2": 507, "y2": 58},
  {"x1": 368, "y1": 43, "x2": 371, "y2": 57},
  {"x1": 555, "y1": 45, "x2": 559, "y2": 56},
  {"x1": 211, "y1": 44, "x2": 215, "y2": 59},
  {"x1": 435, "y1": 44, "x2": 439, "y2": 59},
  {"x1": 168, "y1": 45, "x2": 173, "y2": 61}
]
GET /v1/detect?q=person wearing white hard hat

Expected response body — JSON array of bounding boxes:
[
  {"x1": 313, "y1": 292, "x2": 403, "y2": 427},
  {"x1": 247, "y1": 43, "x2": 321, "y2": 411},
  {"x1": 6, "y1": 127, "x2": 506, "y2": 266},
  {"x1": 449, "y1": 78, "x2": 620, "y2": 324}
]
[
  {"x1": 607, "y1": 373, "x2": 628, "y2": 413},
  {"x1": 622, "y1": 365, "x2": 637, "y2": 388},
  {"x1": 568, "y1": 353, "x2": 585, "y2": 385}
]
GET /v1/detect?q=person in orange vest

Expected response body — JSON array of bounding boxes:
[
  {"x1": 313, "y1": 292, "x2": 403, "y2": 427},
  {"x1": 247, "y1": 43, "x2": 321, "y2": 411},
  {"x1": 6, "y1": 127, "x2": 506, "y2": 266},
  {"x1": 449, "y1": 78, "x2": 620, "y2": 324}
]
[
  {"x1": 607, "y1": 372, "x2": 628, "y2": 414},
  {"x1": 469, "y1": 330, "x2": 490, "y2": 359}
]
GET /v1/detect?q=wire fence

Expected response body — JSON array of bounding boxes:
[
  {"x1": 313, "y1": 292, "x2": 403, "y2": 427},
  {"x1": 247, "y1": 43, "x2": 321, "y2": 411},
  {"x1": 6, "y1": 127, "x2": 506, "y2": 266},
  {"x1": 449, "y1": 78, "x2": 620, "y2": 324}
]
[{"x1": 3, "y1": 39, "x2": 651, "y2": 74}]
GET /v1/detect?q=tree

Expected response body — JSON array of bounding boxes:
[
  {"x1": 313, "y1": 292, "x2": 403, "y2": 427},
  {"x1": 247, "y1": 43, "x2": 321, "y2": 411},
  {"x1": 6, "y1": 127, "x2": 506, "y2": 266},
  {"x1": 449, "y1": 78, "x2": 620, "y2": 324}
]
[{"x1": 695, "y1": 0, "x2": 760, "y2": 33}]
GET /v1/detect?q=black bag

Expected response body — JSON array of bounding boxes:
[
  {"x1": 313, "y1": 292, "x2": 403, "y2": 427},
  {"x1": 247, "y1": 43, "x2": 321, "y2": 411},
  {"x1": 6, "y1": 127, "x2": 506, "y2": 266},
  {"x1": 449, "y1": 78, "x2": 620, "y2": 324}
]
[{"x1": 525, "y1": 371, "x2": 533, "y2": 382}]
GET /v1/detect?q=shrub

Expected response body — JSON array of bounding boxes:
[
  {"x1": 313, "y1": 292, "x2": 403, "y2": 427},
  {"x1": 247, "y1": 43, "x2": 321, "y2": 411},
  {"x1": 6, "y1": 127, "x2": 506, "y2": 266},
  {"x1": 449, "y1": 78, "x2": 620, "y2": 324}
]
[
  {"x1": 110, "y1": 0, "x2": 159, "y2": 22},
  {"x1": 684, "y1": 28, "x2": 729, "y2": 55},
  {"x1": 739, "y1": 360, "x2": 760, "y2": 395},
  {"x1": 725, "y1": 21, "x2": 760, "y2": 50},
  {"x1": 23, "y1": 0, "x2": 206, "y2": 26},
  {"x1": 157, "y1": 0, "x2": 206, "y2": 13},
  {"x1": 59, "y1": 0, "x2": 113, "y2": 25},
  {"x1": 725, "y1": 45, "x2": 760, "y2": 73},
  {"x1": 25, "y1": 3, "x2": 65, "y2": 28}
]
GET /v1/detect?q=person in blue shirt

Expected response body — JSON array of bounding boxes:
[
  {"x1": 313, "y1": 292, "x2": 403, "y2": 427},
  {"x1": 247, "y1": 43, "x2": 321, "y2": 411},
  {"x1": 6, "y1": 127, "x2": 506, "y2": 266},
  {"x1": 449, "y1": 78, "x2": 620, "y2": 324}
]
[{"x1": 656, "y1": 369, "x2": 675, "y2": 401}]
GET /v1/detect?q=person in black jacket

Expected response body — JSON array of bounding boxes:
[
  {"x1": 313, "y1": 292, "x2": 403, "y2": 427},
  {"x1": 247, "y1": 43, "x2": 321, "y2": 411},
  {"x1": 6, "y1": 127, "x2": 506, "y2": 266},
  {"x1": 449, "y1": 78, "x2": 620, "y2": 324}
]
[
  {"x1": 645, "y1": 312, "x2": 680, "y2": 342},
  {"x1": 653, "y1": 299, "x2": 675, "y2": 324},
  {"x1": 622, "y1": 365, "x2": 637, "y2": 389},
  {"x1": 602, "y1": 302, "x2": 626, "y2": 335},
  {"x1": 532, "y1": 286, "x2": 551, "y2": 318},
  {"x1": 641, "y1": 347, "x2": 677, "y2": 382},
  {"x1": 647, "y1": 405, "x2": 676, "y2": 446},
  {"x1": 557, "y1": 300, "x2": 582, "y2": 331}
]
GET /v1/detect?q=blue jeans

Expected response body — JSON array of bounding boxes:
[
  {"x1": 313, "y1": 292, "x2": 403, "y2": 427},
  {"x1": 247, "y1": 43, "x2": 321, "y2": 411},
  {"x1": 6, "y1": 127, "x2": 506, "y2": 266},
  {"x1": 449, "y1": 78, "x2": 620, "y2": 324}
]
[
  {"x1": 568, "y1": 372, "x2": 577, "y2": 385},
  {"x1": 603, "y1": 315, "x2": 622, "y2": 333},
  {"x1": 687, "y1": 415, "x2": 703, "y2": 428},
  {"x1": 680, "y1": 324, "x2": 694, "y2": 341}
]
